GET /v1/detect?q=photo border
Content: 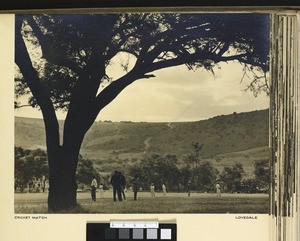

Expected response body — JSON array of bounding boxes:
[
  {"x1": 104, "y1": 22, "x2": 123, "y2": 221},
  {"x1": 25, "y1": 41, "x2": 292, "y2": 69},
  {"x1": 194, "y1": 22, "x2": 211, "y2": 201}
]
[{"x1": 0, "y1": 8, "x2": 299, "y2": 241}]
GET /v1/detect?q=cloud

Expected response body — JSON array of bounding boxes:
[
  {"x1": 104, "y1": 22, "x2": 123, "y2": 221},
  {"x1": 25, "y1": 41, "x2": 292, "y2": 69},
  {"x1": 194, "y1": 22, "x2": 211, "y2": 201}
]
[
  {"x1": 15, "y1": 59, "x2": 269, "y2": 122},
  {"x1": 99, "y1": 61, "x2": 269, "y2": 122}
]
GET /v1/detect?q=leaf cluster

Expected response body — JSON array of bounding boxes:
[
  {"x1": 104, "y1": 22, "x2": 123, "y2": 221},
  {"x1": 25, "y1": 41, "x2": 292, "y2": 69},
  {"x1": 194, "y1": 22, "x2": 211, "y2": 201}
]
[{"x1": 15, "y1": 13, "x2": 270, "y2": 111}]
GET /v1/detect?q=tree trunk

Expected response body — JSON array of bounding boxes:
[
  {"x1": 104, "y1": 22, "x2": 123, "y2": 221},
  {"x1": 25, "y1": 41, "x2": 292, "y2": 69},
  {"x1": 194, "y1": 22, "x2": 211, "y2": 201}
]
[
  {"x1": 47, "y1": 115, "x2": 89, "y2": 212},
  {"x1": 47, "y1": 146, "x2": 80, "y2": 212}
]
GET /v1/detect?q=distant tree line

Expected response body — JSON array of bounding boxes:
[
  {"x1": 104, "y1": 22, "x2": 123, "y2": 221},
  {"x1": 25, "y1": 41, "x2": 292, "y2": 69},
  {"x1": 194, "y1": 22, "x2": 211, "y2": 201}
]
[
  {"x1": 128, "y1": 153, "x2": 269, "y2": 193},
  {"x1": 15, "y1": 146, "x2": 270, "y2": 194},
  {"x1": 15, "y1": 146, "x2": 103, "y2": 192},
  {"x1": 15, "y1": 146, "x2": 48, "y2": 192}
]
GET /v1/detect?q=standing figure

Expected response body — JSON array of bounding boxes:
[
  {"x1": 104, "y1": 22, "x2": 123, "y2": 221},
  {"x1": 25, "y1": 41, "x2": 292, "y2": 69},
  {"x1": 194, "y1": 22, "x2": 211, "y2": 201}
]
[
  {"x1": 131, "y1": 175, "x2": 140, "y2": 201},
  {"x1": 91, "y1": 176, "x2": 98, "y2": 202},
  {"x1": 150, "y1": 183, "x2": 155, "y2": 197},
  {"x1": 120, "y1": 172, "x2": 127, "y2": 201},
  {"x1": 187, "y1": 181, "x2": 191, "y2": 197},
  {"x1": 216, "y1": 182, "x2": 221, "y2": 197},
  {"x1": 162, "y1": 183, "x2": 167, "y2": 197},
  {"x1": 111, "y1": 171, "x2": 122, "y2": 202}
]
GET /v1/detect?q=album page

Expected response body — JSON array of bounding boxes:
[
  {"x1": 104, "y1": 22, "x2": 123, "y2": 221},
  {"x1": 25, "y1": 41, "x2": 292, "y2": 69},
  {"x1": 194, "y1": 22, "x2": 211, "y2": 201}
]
[{"x1": 0, "y1": 11, "x2": 281, "y2": 241}]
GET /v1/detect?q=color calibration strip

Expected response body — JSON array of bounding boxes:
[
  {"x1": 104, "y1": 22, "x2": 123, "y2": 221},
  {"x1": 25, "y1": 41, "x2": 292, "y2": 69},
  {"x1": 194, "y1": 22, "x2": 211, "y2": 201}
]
[
  {"x1": 110, "y1": 221, "x2": 159, "y2": 229},
  {"x1": 87, "y1": 223, "x2": 176, "y2": 241}
]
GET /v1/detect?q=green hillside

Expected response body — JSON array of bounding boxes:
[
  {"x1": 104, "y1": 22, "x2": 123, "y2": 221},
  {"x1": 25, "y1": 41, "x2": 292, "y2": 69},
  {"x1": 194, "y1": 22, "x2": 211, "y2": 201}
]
[{"x1": 15, "y1": 109, "x2": 269, "y2": 175}]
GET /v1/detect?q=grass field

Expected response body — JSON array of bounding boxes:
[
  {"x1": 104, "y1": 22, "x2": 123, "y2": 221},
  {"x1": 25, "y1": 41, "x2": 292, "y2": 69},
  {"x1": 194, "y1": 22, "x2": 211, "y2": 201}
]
[{"x1": 15, "y1": 191, "x2": 269, "y2": 214}]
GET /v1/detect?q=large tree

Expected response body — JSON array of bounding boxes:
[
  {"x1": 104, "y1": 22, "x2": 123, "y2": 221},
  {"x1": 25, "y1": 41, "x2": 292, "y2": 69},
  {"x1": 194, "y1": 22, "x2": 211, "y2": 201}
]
[{"x1": 15, "y1": 13, "x2": 269, "y2": 211}]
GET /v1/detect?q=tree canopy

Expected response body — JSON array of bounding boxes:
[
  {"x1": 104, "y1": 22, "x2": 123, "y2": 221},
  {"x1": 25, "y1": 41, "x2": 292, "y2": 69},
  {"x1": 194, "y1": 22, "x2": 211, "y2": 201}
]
[{"x1": 15, "y1": 13, "x2": 270, "y2": 112}]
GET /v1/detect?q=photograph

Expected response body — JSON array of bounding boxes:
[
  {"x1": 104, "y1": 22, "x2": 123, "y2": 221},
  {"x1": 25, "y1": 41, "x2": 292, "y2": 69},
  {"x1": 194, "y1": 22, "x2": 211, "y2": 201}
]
[{"x1": 13, "y1": 13, "x2": 271, "y2": 214}]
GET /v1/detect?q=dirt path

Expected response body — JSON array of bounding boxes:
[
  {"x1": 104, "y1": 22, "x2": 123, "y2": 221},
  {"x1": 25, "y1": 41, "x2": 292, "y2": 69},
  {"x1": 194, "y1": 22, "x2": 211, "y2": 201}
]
[{"x1": 144, "y1": 137, "x2": 152, "y2": 151}]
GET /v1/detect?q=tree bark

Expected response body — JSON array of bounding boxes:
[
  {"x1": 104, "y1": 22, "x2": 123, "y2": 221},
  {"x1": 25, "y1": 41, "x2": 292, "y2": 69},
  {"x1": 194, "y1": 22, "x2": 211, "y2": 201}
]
[
  {"x1": 47, "y1": 104, "x2": 97, "y2": 212},
  {"x1": 47, "y1": 146, "x2": 79, "y2": 212},
  {"x1": 47, "y1": 119, "x2": 88, "y2": 212}
]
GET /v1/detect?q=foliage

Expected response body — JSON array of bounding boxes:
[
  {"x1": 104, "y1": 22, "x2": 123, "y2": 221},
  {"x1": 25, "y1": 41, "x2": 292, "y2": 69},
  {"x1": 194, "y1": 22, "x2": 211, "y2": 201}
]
[
  {"x1": 15, "y1": 13, "x2": 270, "y2": 110},
  {"x1": 14, "y1": 146, "x2": 103, "y2": 192},
  {"x1": 195, "y1": 162, "x2": 219, "y2": 192},
  {"x1": 179, "y1": 142, "x2": 218, "y2": 192},
  {"x1": 220, "y1": 163, "x2": 245, "y2": 193},
  {"x1": 129, "y1": 154, "x2": 181, "y2": 191},
  {"x1": 183, "y1": 153, "x2": 199, "y2": 169},
  {"x1": 15, "y1": 146, "x2": 48, "y2": 192},
  {"x1": 191, "y1": 142, "x2": 203, "y2": 165},
  {"x1": 254, "y1": 159, "x2": 270, "y2": 191},
  {"x1": 180, "y1": 160, "x2": 219, "y2": 192},
  {"x1": 100, "y1": 174, "x2": 112, "y2": 190},
  {"x1": 128, "y1": 151, "x2": 219, "y2": 193},
  {"x1": 76, "y1": 156, "x2": 100, "y2": 188},
  {"x1": 240, "y1": 179, "x2": 260, "y2": 193}
]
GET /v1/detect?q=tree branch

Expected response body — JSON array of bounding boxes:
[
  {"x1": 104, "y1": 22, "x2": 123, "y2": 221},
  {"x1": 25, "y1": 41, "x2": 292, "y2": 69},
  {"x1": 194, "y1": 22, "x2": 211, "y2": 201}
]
[
  {"x1": 26, "y1": 16, "x2": 81, "y2": 73},
  {"x1": 146, "y1": 51, "x2": 265, "y2": 73},
  {"x1": 15, "y1": 16, "x2": 60, "y2": 157},
  {"x1": 95, "y1": 65, "x2": 144, "y2": 112},
  {"x1": 118, "y1": 49, "x2": 139, "y2": 58},
  {"x1": 15, "y1": 104, "x2": 32, "y2": 109},
  {"x1": 94, "y1": 49, "x2": 263, "y2": 116},
  {"x1": 62, "y1": 15, "x2": 120, "y2": 147}
]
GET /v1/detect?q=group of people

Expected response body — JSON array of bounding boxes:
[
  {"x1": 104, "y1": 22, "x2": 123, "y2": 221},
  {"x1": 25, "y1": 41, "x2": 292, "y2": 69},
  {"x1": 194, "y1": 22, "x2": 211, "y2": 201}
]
[
  {"x1": 91, "y1": 171, "x2": 128, "y2": 202},
  {"x1": 110, "y1": 171, "x2": 127, "y2": 202},
  {"x1": 90, "y1": 171, "x2": 168, "y2": 202},
  {"x1": 92, "y1": 173, "x2": 222, "y2": 202},
  {"x1": 150, "y1": 183, "x2": 167, "y2": 197}
]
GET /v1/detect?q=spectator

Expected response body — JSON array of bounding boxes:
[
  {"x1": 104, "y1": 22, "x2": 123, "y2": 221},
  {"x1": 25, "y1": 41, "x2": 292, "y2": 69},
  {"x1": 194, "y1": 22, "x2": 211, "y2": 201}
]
[
  {"x1": 110, "y1": 171, "x2": 122, "y2": 202},
  {"x1": 150, "y1": 183, "x2": 155, "y2": 197},
  {"x1": 119, "y1": 172, "x2": 127, "y2": 201},
  {"x1": 131, "y1": 175, "x2": 140, "y2": 201},
  {"x1": 91, "y1": 176, "x2": 97, "y2": 202},
  {"x1": 162, "y1": 183, "x2": 167, "y2": 197}
]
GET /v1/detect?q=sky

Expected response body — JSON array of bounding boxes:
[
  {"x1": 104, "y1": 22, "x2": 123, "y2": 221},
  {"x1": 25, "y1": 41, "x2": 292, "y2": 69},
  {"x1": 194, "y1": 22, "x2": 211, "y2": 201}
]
[
  {"x1": 15, "y1": 59, "x2": 269, "y2": 122},
  {"x1": 14, "y1": 14, "x2": 270, "y2": 123}
]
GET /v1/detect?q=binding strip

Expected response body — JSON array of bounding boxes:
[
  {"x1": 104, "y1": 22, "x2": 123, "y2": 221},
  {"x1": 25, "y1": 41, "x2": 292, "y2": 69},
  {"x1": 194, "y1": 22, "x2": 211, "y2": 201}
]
[{"x1": 270, "y1": 11, "x2": 299, "y2": 241}]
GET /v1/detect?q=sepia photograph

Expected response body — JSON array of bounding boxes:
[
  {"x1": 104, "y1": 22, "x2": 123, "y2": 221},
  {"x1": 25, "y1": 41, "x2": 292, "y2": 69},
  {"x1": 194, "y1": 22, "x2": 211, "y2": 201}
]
[{"x1": 14, "y1": 13, "x2": 271, "y2": 214}]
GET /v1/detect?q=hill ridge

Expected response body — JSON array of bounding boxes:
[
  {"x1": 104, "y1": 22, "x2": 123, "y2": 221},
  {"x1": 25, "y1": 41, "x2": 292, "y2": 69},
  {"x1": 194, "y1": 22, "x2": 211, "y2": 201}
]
[{"x1": 15, "y1": 109, "x2": 269, "y2": 161}]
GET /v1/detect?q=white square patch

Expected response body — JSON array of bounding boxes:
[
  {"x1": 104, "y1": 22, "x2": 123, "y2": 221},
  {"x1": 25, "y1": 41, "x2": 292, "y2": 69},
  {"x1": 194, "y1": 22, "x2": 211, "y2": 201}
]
[{"x1": 160, "y1": 229, "x2": 171, "y2": 240}]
